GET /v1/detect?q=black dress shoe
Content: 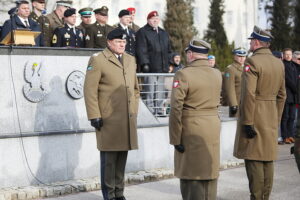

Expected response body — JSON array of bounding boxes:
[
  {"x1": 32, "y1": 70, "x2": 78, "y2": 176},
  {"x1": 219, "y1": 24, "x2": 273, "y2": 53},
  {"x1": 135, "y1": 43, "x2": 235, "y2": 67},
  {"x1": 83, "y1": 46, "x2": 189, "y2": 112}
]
[{"x1": 115, "y1": 197, "x2": 126, "y2": 200}]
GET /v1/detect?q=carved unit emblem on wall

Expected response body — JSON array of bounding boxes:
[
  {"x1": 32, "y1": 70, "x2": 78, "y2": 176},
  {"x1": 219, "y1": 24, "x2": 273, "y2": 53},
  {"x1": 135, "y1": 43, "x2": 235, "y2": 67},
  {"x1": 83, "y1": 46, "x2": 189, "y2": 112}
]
[
  {"x1": 23, "y1": 62, "x2": 48, "y2": 103},
  {"x1": 66, "y1": 70, "x2": 85, "y2": 99}
]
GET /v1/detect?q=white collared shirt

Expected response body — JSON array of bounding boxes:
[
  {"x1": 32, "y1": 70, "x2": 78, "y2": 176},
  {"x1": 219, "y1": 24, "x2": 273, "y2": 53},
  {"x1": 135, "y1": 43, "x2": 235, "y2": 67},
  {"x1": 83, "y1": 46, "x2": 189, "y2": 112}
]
[
  {"x1": 18, "y1": 16, "x2": 29, "y2": 28},
  {"x1": 67, "y1": 24, "x2": 76, "y2": 34},
  {"x1": 119, "y1": 23, "x2": 129, "y2": 34}
]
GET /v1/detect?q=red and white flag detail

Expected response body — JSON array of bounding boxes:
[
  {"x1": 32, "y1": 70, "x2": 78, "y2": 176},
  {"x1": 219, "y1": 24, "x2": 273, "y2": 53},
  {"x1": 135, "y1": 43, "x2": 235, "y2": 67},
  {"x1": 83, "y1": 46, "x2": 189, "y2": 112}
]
[
  {"x1": 244, "y1": 65, "x2": 250, "y2": 72},
  {"x1": 173, "y1": 80, "x2": 180, "y2": 88}
]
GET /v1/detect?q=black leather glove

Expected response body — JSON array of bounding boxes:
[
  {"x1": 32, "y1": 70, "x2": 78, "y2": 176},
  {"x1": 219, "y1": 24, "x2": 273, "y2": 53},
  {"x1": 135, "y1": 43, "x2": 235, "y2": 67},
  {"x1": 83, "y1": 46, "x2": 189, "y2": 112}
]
[
  {"x1": 229, "y1": 106, "x2": 238, "y2": 116},
  {"x1": 244, "y1": 125, "x2": 257, "y2": 139},
  {"x1": 174, "y1": 144, "x2": 185, "y2": 153},
  {"x1": 142, "y1": 64, "x2": 150, "y2": 73},
  {"x1": 90, "y1": 118, "x2": 103, "y2": 131}
]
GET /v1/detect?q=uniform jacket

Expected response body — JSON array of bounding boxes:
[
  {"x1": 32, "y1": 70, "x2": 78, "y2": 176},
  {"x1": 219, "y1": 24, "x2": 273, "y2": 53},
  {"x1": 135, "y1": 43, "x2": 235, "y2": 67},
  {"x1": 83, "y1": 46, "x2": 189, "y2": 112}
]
[
  {"x1": 77, "y1": 22, "x2": 90, "y2": 35},
  {"x1": 224, "y1": 61, "x2": 243, "y2": 107},
  {"x1": 46, "y1": 11, "x2": 63, "y2": 31},
  {"x1": 52, "y1": 24, "x2": 84, "y2": 48},
  {"x1": 136, "y1": 23, "x2": 172, "y2": 73},
  {"x1": 29, "y1": 12, "x2": 52, "y2": 47},
  {"x1": 169, "y1": 59, "x2": 222, "y2": 180},
  {"x1": 85, "y1": 22, "x2": 113, "y2": 48},
  {"x1": 84, "y1": 48, "x2": 140, "y2": 151},
  {"x1": 117, "y1": 23, "x2": 136, "y2": 56},
  {"x1": 0, "y1": 15, "x2": 43, "y2": 46},
  {"x1": 129, "y1": 22, "x2": 140, "y2": 32},
  {"x1": 233, "y1": 47, "x2": 286, "y2": 161},
  {"x1": 46, "y1": 11, "x2": 64, "y2": 41},
  {"x1": 283, "y1": 60, "x2": 298, "y2": 104}
]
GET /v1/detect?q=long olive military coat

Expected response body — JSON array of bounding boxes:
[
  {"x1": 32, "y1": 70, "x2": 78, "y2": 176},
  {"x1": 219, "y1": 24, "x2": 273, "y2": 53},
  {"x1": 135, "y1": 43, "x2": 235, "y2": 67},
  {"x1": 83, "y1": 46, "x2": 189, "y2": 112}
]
[
  {"x1": 233, "y1": 48, "x2": 286, "y2": 161},
  {"x1": 169, "y1": 59, "x2": 222, "y2": 180},
  {"x1": 84, "y1": 48, "x2": 140, "y2": 151},
  {"x1": 224, "y1": 60, "x2": 243, "y2": 107}
]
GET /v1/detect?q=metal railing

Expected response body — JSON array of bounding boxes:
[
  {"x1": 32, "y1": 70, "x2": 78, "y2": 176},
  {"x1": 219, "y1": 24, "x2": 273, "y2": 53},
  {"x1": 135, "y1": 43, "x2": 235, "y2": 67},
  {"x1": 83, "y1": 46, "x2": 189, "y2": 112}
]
[{"x1": 137, "y1": 73, "x2": 175, "y2": 117}]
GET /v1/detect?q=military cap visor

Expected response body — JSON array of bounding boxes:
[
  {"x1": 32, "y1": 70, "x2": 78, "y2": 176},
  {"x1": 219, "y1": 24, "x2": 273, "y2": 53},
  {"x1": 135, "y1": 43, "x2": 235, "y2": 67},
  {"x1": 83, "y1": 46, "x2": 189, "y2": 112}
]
[
  {"x1": 78, "y1": 8, "x2": 93, "y2": 16},
  {"x1": 56, "y1": 1, "x2": 72, "y2": 8},
  {"x1": 248, "y1": 25, "x2": 273, "y2": 42},
  {"x1": 31, "y1": 0, "x2": 45, "y2": 3},
  {"x1": 94, "y1": 6, "x2": 109, "y2": 16},
  {"x1": 107, "y1": 28, "x2": 127, "y2": 40},
  {"x1": 185, "y1": 39, "x2": 211, "y2": 54},
  {"x1": 233, "y1": 48, "x2": 247, "y2": 56}
]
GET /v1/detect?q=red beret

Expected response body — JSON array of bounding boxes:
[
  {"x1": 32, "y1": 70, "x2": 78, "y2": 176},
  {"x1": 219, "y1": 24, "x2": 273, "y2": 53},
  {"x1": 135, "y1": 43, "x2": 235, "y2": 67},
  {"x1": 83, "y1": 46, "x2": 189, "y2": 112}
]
[
  {"x1": 147, "y1": 11, "x2": 159, "y2": 20},
  {"x1": 127, "y1": 7, "x2": 136, "y2": 14}
]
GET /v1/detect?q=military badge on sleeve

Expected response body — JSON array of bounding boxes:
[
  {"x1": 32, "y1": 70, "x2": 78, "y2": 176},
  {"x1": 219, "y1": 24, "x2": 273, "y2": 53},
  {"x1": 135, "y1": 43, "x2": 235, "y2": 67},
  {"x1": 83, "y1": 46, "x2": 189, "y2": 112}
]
[
  {"x1": 173, "y1": 80, "x2": 180, "y2": 88},
  {"x1": 52, "y1": 34, "x2": 57, "y2": 44},
  {"x1": 244, "y1": 65, "x2": 251, "y2": 72},
  {"x1": 225, "y1": 72, "x2": 230, "y2": 78},
  {"x1": 87, "y1": 65, "x2": 93, "y2": 71}
]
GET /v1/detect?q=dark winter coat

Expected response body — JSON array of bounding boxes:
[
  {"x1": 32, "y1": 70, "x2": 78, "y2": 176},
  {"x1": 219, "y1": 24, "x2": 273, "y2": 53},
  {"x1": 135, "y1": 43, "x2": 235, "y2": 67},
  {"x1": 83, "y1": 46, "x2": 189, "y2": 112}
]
[
  {"x1": 136, "y1": 23, "x2": 172, "y2": 73},
  {"x1": 283, "y1": 60, "x2": 298, "y2": 104}
]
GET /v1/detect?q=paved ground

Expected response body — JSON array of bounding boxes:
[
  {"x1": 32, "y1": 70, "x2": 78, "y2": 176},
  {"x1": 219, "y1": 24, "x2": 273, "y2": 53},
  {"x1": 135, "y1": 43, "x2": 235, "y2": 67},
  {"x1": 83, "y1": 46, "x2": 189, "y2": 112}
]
[{"x1": 45, "y1": 144, "x2": 300, "y2": 200}]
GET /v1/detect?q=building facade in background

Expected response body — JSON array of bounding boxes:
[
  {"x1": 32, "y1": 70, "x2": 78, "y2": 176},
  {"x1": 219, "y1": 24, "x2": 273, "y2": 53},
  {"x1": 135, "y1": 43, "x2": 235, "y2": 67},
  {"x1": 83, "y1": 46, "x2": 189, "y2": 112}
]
[{"x1": 0, "y1": 0, "x2": 262, "y2": 48}]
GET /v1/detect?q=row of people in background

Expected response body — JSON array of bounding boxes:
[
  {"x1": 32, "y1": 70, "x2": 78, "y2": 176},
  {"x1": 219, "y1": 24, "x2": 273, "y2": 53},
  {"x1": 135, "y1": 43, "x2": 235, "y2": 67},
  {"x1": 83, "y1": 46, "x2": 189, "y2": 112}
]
[{"x1": 0, "y1": 1, "x2": 140, "y2": 50}]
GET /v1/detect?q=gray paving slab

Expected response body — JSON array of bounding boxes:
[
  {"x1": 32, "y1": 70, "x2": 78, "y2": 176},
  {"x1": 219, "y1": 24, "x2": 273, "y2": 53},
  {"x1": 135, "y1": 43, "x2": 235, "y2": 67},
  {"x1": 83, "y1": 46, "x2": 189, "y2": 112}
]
[{"x1": 45, "y1": 144, "x2": 300, "y2": 200}]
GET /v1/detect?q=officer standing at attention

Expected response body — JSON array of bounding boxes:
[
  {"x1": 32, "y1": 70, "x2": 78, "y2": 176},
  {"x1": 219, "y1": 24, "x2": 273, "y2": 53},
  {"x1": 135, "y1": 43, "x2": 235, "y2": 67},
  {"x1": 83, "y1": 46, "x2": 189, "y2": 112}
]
[
  {"x1": 29, "y1": 0, "x2": 51, "y2": 46},
  {"x1": 127, "y1": 7, "x2": 140, "y2": 32},
  {"x1": 169, "y1": 39, "x2": 222, "y2": 200},
  {"x1": 52, "y1": 8, "x2": 84, "y2": 47},
  {"x1": 233, "y1": 26, "x2": 286, "y2": 200},
  {"x1": 85, "y1": 6, "x2": 113, "y2": 48},
  {"x1": 83, "y1": 28, "x2": 140, "y2": 200},
  {"x1": 46, "y1": 1, "x2": 72, "y2": 39},
  {"x1": 77, "y1": 7, "x2": 93, "y2": 35},
  {"x1": 116, "y1": 9, "x2": 136, "y2": 56},
  {"x1": 223, "y1": 47, "x2": 247, "y2": 117}
]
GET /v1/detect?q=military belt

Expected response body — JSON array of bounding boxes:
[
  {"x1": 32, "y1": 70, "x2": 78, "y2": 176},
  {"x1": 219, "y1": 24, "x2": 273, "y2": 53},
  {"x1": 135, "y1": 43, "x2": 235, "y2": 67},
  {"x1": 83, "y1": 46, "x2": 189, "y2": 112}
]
[
  {"x1": 182, "y1": 108, "x2": 218, "y2": 116},
  {"x1": 255, "y1": 95, "x2": 277, "y2": 101}
]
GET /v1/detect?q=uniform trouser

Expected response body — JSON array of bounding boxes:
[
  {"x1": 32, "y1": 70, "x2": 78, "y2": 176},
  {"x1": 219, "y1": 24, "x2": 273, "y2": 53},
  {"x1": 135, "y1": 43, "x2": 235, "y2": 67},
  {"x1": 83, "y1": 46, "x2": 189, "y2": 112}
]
[
  {"x1": 144, "y1": 76, "x2": 165, "y2": 114},
  {"x1": 180, "y1": 179, "x2": 217, "y2": 200},
  {"x1": 100, "y1": 151, "x2": 128, "y2": 200},
  {"x1": 281, "y1": 103, "x2": 296, "y2": 139},
  {"x1": 245, "y1": 160, "x2": 274, "y2": 200}
]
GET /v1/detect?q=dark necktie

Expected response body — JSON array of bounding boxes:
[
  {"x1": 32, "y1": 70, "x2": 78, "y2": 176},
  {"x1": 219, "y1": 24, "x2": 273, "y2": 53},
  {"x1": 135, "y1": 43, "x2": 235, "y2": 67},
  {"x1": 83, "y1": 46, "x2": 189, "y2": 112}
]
[
  {"x1": 118, "y1": 55, "x2": 122, "y2": 64},
  {"x1": 24, "y1": 20, "x2": 29, "y2": 28}
]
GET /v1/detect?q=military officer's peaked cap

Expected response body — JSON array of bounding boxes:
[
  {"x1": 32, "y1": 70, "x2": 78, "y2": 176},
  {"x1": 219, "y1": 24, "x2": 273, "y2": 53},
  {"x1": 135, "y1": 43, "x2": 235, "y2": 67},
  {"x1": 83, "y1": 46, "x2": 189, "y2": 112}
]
[
  {"x1": 31, "y1": 0, "x2": 45, "y2": 3},
  {"x1": 64, "y1": 8, "x2": 76, "y2": 17},
  {"x1": 118, "y1": 9, "x2": 130, "y2": 18},
  {"x1": 248, "y1": 25, "x2": 273, "y2": 42},
  {"x1": 107, "y1": 28, "x2": 127, "y2": 40},
  {"x1": 233, "y1": 47, "x2": 247, "y2": 57},
  {"x1": 56, "y1": 0, "x2": 72, "y2": 8},
  {"x1": 94, "y1": 6, "x2": 109, "y2": 16},
  {"x1": 185, "y1": 38, "x2": 211, "y2": 54},
  {"x1": 147, "y1": 11, "x2": 159, "y2": 20},
  {"x1": 127, "y1": 7, "x2": 136, "y2": 15},
  {"x1": 78, "y1": 7, "x2": 93, "y2": 17}
]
